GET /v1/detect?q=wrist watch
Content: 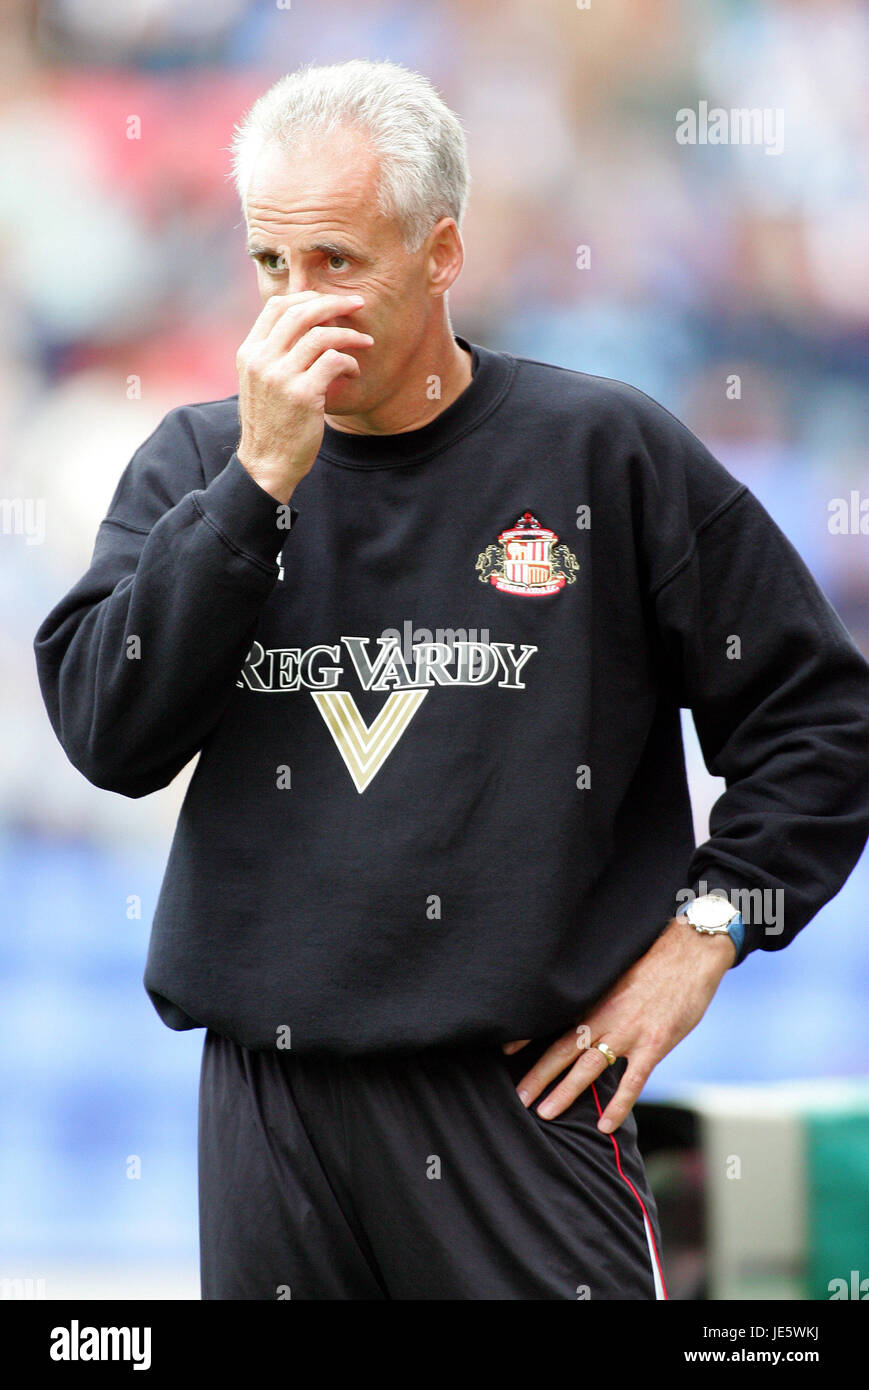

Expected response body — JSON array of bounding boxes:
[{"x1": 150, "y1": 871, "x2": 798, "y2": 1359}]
[{"x1": 677, "y1": 891, "x2": 745, "y2": 963}]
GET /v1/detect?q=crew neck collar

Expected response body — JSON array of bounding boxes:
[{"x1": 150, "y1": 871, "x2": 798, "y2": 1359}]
[{"x1": 318, "y1": 335, "x2": 515, "y2": 470}]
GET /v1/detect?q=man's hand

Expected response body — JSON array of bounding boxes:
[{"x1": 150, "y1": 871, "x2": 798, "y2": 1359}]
[
  {"x1": 236, "y1": 288, "x2": 374, "y2": 504},
  {"x1": 502, "y1": 915, "x2": 737, "y2": 1134}
]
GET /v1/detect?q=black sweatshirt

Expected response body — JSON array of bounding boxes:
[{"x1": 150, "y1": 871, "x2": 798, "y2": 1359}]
[{"x1": 33, "y1": 337, "x2": 869, "y2": 1055}]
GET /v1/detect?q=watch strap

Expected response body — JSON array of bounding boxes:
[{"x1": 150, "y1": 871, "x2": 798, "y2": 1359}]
[{"x1": 725, "y1": 912, "x2": 745, "y2": 962}]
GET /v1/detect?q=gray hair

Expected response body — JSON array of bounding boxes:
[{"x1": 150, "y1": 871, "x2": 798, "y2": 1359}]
[{"x1": 229, "y1": 59, "x2": 470, "y2": 252}]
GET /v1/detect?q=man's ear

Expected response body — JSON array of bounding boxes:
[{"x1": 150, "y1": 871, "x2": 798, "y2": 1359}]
[{"x1": 425, "y1": 217, "x2": 464, "y2": 298}]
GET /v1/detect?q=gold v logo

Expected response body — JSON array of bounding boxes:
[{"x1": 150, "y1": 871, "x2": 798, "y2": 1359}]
[{"x1": 311, "y1": 689, "x2": 428, "y2": 793}]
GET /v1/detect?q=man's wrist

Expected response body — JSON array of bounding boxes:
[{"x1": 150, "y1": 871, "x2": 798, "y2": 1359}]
[
  {"x1": 707, "y1": 928, "x2": 739, "y2": 968},
  {"x1": 236, "y1": 451, "x2": 295, "y2": 506},
  {"x1": 673, "y1": 911, "x2": 739, "y2": 969}
]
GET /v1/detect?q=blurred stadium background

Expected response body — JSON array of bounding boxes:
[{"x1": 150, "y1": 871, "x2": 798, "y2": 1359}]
[{"x1": 1, "y1": 0, "x2": 868, "y2": 1299}]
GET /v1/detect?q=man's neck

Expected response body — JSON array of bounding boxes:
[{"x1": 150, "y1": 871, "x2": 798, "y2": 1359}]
[{"x1": 325, "y1": 329, "x2": 473, "y2": 436}]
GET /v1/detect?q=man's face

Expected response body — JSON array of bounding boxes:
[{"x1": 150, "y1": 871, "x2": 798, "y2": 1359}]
[{"x1": 244, "y1": 126, "x2": 445, "y2": 416}]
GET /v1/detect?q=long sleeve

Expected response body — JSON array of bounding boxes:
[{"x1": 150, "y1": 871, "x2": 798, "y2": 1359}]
[
  {"x1": 34, "y1": 404, "x2": 293, "y2": 798},
  {"x1": 651, "y1": 481, "x2": 869, "y2": 961}
]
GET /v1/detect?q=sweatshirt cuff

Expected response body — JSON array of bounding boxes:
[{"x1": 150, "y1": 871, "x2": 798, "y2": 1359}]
[{"x1": 196, "y1": 452, "x2": 298, "y2": 571}]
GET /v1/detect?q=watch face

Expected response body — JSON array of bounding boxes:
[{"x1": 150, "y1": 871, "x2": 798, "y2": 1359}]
[{"x1": 687, "y1": 893, "x2": 736, "y2": 930}]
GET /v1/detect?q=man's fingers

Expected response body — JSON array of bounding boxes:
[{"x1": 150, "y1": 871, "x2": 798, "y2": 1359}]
[
  {"x1": 531, "y1": 1045, "x2": 613, "y2": 1117},
  {"x1": 286, "y1": 325, "x2": 374, "y2": 374},
  {"x1": 524, "y1": 1042, "x2": 655, "y2": 1129},
  {"x1": 593, "y1": 1049, "x2": 658, "y2": 1134},
  {"x1": 501, "y1": 1039, "x2": 531, "y2": 1054},
  {"x1": 239, "y1": 291, "x2": 366, "y2": 358},
  {"x1": 264, "y1": 292, "x2": 367, "y2": 353},
  {"x1": 513, "y1": 1026, "x2": 603, "y2": 1106},
  {"x1": 241, "y1": 289, "x2": 323, "y2": 347},
  {"x1": 303, "y1": 347, "x2": 362, "y2": 398}
]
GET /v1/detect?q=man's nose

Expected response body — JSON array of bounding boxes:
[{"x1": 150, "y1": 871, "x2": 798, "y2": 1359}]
[
  {"x1": 268, "y1": 253, "x2": 336, "y2": 305},
  {"x1": 278, "y1": 255, "x2": 323, "y2": 298},
  {"x1": 286, "y1": 268, "x2": 318, "y2": 295}
]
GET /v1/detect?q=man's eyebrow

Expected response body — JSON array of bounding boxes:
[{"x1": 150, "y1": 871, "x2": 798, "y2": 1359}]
[
  {"x1": 246, "y1": 240, "x2": 361, "y2": 259},
  {"x1": 309, "y1": 239, "x2": 358, "y2": 258}
]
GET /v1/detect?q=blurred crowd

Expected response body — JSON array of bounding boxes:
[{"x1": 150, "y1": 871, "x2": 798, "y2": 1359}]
[{"x1": 2, "y1": 0, "x2": 868, "y2": 849}]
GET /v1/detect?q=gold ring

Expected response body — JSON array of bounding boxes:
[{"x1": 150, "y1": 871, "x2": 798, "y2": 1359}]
[{"x1": 594, "y1": 1042, "x2": 617, "y2": 1066}]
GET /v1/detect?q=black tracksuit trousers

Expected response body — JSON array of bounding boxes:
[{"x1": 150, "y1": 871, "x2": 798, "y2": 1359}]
[{"x1": 198, "y1": 1027, "x2": 667, "y2": 1300}]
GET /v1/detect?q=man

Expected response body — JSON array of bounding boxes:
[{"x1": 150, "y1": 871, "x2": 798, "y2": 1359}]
[{"x1": 34, "y1": 59, "x2": 869, "y2": 1300}]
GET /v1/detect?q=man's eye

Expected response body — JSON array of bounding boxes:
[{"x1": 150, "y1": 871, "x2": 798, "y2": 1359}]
[
  {"x1": 262, "y1": 253, "x2": 287, "y2": 273},
  {"x1": 328, "y1": 254, "x2": 349, "y2": 271}
]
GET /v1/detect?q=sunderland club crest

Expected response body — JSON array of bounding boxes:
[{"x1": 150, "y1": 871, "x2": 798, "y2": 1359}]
[{"x1": 476, "y1": 512, "x2": 579, "y2": 596}]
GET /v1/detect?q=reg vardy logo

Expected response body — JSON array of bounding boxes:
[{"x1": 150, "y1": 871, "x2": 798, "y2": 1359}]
[{"x1": 237, "y1": 632, "x2": 537, "y2": 793}]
